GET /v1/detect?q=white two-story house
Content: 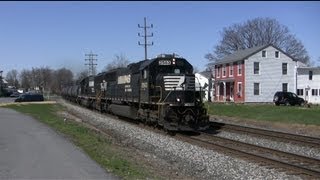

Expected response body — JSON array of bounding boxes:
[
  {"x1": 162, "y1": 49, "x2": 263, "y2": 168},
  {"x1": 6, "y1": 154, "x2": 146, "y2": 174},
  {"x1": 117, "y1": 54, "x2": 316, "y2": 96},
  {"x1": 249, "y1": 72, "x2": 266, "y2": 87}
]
[
  {"x1": 195, "y1": 71, "x2": 214, "y2": 102},
  {"x1": 297, "y1": 67, "x2": 320, "y2": 104}
]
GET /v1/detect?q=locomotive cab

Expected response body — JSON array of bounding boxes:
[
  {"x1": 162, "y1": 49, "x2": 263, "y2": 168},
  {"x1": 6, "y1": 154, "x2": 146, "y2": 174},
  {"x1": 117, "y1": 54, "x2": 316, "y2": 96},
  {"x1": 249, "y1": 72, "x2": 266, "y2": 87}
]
[{"x1": 139, "y1": 54, "x2": 209, "y2": 132}]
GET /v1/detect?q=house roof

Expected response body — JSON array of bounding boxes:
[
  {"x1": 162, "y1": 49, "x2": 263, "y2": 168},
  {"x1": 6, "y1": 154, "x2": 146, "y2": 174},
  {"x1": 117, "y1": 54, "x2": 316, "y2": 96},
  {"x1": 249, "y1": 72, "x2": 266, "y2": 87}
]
[
  {"x1": 198, "y1": 71, "x2": 213, "y2": 79},
  {"x1": 1, "y1": 79, "x2": 8, "y2": 84},
  {"x1": 297, "y1": 67, "x2": 320, "y2": 70},
  {"x1": 214, "y1": 44, "x2": 296, "y2": 65}
]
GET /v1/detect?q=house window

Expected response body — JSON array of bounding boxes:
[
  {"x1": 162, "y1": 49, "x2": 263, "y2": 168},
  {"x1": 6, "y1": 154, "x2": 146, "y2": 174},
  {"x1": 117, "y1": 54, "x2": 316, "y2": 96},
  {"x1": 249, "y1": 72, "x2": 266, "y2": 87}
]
[
  {"x1": 222, "y1": 65, "x2": 226, "y2": 77},
  {"x1": 282, "y1": 83, "x2": 288, "y2": 92},
  {"x1": 237, "y1": 61, "x2": 242, "y2": 76},
  {"x1": 237, "y1": 82, "x2": 242, "y2": 97},
  {"x1": 262, "y1": 50, "x2": 266, "y2": 57},
  {"x1": 254, "y1": 62, "x2": 259, "y2": 74},
  {"x1": 309, "y1": 71, "x2": 313, "y2": 80},
  {"x1": 217, "y1": 66, "x2": 221, "y2": 78},
  {"x1": 282, "y1": 63, "x2": 287, "y2": 75},
  {"x1": 312, "y1": 89, "x2": 318, "y2": 96},
  {"x1": 254, "y1": 83, "x2": 260, "y2": 95},
  {"x1": 229, "y1": 64, "x2": 233, "y2": 77},
  {"x1": 297, "y1": 89, "x2": 304, "y2": 96},
  {"x1": 275, "y1": 51, "x2": 280, "y2": 58}
]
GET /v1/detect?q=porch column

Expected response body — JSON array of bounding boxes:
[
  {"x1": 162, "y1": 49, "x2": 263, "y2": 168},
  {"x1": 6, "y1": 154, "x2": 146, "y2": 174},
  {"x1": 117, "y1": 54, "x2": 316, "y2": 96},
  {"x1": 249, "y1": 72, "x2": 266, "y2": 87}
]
[
  {"x1": 223, "y1": 82, "x2": 226, "y2": 102},
  {"x1": 216, "y1": 83, "x2": 219, "y2": 100}
]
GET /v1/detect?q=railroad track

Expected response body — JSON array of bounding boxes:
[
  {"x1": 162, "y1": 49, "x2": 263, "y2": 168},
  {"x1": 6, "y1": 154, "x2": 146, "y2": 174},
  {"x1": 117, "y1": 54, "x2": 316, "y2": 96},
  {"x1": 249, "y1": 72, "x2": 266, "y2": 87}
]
[
  {"x1": 209, "y1": 121, "x2": 320, "y2": 148},
  {"x1": 178, "y1": 132, "x2": 320, "y2": 179}
]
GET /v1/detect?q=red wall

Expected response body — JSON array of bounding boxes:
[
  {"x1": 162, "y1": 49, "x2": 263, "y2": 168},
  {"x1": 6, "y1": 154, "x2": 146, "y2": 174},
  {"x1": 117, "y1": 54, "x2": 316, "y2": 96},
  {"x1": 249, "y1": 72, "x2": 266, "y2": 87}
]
[
  {"x1": 233, "y1": 61, "x2": 245, "y2": 102},
  {"x1": 214, "y1": 61, "x2": 245, "y2": 102}
]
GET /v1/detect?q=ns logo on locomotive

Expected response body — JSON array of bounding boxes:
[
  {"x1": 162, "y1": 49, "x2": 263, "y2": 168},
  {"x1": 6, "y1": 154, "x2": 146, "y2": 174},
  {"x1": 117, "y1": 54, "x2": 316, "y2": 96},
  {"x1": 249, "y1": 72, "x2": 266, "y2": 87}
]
[{"x1": 62, "y1": 54, "x2": 210, "y2": 133}]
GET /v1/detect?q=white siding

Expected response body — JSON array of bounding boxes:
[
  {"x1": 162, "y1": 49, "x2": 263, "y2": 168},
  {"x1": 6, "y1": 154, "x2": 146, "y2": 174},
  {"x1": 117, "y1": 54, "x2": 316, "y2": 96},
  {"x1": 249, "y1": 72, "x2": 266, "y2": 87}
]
[
  {"x1": 245, "y1": 46, "x2": 295, "y2": 103},
  {"x1": 297, "y1": 68, "x2": 320, "y2": 104},
  {"x1": 195, "y1": 73, "x2": 214, "y2": 102}
]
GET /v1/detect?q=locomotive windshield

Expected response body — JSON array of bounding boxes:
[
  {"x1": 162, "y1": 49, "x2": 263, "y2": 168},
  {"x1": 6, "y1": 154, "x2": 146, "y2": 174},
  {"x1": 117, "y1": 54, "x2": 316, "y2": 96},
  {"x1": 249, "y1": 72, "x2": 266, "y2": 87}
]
[
  {"x1": 156, "y1": 59, "x2": 192, "y2": 74},
  {"x1": 158, "y1": 67, "x2": 185, "y2": 74}
]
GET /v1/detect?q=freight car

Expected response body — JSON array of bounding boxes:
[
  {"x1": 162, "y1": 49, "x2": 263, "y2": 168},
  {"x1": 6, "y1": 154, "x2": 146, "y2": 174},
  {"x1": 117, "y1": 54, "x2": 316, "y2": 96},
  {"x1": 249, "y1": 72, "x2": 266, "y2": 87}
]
[{"x1": 62, "y1": 54, "x2": 209, "y2": 133}]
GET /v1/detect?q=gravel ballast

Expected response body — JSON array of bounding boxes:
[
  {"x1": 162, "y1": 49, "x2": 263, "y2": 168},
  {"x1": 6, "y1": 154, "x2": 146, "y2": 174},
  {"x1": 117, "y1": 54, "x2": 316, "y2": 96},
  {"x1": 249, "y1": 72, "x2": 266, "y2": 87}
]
[
  {"x1": 60, "y1": 100, "x2": 302, "y2": 179},
  {"x1": 214, "y1": 131, "x2": 320, "y2": 160}
]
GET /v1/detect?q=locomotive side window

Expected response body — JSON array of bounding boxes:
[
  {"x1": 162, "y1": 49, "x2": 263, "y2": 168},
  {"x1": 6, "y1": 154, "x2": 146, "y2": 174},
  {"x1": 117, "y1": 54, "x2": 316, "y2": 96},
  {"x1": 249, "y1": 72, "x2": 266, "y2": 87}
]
[
  {"x1": 143, "y1": 69, "x2": 147, "y2": 79},
  {"x1": 174, "y1": 69, "x2": 180, "y2": 74},
  {"x1": 176, "y1": 60, "x2": 184, "y2": 66},
  {"x1": 100, "y1": 81, "x2": 107, "y2": 91}
]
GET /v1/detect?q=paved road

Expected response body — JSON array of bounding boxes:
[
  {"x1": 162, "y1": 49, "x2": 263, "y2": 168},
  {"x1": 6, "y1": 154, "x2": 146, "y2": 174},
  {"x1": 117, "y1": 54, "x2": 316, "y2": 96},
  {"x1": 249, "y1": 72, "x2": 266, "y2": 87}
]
[{"x1": 0, "y1": 107, "x2": 118, "y2": 179}]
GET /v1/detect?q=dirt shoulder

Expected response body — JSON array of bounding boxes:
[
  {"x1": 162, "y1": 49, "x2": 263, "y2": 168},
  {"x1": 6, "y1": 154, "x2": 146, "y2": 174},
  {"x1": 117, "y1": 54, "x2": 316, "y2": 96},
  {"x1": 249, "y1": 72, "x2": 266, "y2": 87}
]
[{"x1": 210, "y1": 115, "x2": 320, "y2": 138}]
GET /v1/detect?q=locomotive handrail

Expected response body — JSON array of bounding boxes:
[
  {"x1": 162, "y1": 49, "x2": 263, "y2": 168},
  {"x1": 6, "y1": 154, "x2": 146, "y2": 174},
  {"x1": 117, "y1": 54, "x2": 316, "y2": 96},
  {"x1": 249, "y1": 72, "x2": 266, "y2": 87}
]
[
  {"x1": 155, "y1": 86, "x2": 163, "y2": 103},
  {"x1": 155, "y1": 85, "x2": 163, "y2": 119},
  {"x1": 162, "y1": 90, "x2": 173, "y2": 103}
]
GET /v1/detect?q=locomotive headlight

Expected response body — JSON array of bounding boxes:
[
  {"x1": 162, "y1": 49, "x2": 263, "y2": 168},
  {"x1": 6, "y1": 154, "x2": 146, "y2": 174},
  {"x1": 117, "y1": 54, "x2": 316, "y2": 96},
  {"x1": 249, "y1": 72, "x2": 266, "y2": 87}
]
[
  {"x1": 176, "y1": 98, "x2": 181, "y2": 102},
  {"x1": 196, "y1": 98, "x2": 201, "y2": 104}
]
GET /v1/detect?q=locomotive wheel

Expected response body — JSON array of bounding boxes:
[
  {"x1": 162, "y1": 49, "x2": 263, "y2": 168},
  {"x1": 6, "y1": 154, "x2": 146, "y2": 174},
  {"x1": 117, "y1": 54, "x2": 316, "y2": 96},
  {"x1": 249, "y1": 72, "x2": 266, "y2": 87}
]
[{"x1": 165, "y1": 129, "x2": 176, "y2": 136}]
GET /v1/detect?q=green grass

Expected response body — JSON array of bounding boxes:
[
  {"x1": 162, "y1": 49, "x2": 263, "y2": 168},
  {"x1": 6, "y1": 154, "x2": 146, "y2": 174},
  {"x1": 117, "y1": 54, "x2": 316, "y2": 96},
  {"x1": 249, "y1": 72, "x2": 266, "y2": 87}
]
[
  {"x1": 5, "y1": 103, "x2": 155, "y2": 179},
  {"x1": 206, "y1": 103, "x2": 320, "y2": 126}
]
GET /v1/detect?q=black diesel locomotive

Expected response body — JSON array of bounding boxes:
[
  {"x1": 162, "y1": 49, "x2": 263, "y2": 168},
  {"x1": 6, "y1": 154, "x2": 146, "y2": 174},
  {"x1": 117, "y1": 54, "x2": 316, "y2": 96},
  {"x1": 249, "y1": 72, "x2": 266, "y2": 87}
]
[{"x1": 62, "y1": 54, "x2": 209, "y2": 132}]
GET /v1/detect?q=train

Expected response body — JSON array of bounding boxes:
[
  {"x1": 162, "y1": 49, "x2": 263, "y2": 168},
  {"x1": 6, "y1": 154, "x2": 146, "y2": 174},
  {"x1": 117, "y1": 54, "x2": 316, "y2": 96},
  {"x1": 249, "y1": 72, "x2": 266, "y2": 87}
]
[{"x1": 62, "y1": 54, "x2": 209, "y2": 133}]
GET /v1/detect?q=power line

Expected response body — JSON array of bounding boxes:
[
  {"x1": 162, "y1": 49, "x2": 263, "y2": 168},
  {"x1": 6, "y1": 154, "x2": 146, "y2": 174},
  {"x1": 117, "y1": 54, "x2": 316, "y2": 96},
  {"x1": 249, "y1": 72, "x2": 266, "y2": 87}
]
[
  {"x1": 138, "y1": 17, "x2": 154, "y2": 60},
  {"x1": 85, "y1": 52, "x2": 98, "y2": 76}
]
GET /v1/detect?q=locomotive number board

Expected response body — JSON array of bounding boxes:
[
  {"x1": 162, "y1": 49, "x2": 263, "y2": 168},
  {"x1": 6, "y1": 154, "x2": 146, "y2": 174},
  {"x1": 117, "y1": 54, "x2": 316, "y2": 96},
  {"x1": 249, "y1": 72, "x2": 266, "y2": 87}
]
[{"x1": 158, "y1": 60, "x2": 171, "y2": 65}]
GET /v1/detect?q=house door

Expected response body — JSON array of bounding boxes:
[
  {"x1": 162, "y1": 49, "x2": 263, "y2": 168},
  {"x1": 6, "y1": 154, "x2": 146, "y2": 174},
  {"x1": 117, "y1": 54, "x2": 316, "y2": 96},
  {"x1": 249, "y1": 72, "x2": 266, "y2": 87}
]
[
  {"x1": 219, "y1": 82, "x2": 225, "y2": 101},
  {"x1": 305, "y1": 87, "x2": 310, "y2": 103},
  {"x1": 230, "y1": 84, "x2": 234, "y2": 101}
]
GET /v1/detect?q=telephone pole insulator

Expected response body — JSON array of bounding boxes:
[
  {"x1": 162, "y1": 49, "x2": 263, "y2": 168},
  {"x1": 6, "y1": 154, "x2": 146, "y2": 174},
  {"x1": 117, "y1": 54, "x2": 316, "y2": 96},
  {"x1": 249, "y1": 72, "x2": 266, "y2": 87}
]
[{"x1": 138, "y1": 17, "x2": 154, "y2": 60}]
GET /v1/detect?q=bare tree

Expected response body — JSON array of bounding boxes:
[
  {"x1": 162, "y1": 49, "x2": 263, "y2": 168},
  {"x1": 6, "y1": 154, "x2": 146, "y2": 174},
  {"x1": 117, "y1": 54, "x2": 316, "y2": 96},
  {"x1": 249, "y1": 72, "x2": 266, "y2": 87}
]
[
  {"x1": 6, "y1": 69, "x2": 19, "y2": 88},
  {"x1": 317, "y1": 57, "x2": 320, "y2": 67},
  {"x1": 30, "y1": 67, "x2": 42, "y2": 91},
  {"x1": 75, "y1": 70, "x2": 89, "y2": 83},
  {"x1": 193, "y1": 66, "x2": 199, "y2": 73},
  {"x1": 21, "y1": 66, "x2": 53, "y2": 93},
  {"x1": 19, "y1": 67, "x2": 73, "y2": 94},
  {"x1": 103, "y1": 53, "x2": 130, "y2": 71},
  {"x1": 313, "y1": 57, "x2": 320, "y2": 67},
  {"x1": 206, "y1": 17, "x2": 310, "y2": 66},
  {"x1": 39, "y1": 67, "x2": 53, "y2": 92},
  {"x1": 20, "y1": 69, "x2": 32, "y2": 91},
  {"x1": 52, "y1": 68, "x2": 74, "y2": 94}
]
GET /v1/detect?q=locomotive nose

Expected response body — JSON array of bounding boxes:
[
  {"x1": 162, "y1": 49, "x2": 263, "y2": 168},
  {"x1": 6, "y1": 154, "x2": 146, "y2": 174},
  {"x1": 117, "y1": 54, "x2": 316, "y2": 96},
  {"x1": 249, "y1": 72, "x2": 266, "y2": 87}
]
[
  {"x1": 184, "y1": 113, "x2": 195, "y2": 122},
  {"x1": 183, "y1": 109, "x2": 195, "y2": 123}
]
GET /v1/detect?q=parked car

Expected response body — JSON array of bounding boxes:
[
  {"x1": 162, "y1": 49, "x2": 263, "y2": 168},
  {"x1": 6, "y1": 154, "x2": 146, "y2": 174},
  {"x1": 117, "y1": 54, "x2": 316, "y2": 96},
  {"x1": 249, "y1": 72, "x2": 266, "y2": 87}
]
[
  {"x1": 273, "y1": 91, "x2": 305, "y2": 106},
  {"x1": 14, "y1": 93, "x2": 44, "y2": 102}
]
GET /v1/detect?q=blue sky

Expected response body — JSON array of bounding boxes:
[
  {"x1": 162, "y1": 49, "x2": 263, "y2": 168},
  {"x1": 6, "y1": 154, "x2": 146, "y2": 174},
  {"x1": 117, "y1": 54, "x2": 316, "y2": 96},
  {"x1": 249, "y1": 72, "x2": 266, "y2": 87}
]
[{"x1": 1, "y1": 1, "x2": 319, "y2": 77}]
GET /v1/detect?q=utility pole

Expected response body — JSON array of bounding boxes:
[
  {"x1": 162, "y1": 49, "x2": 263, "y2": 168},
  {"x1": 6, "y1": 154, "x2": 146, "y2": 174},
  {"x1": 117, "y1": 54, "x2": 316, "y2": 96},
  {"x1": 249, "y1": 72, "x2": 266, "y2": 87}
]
[
  {"x1": 138, "y1": 17, "x2": 154, "y2": 60},
  {"x1": 0, "y1": 70, "x2": 3, "y2": 96},
  {"x1": 85, "y1": 52, "x2": 98, "y2": 76}
]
